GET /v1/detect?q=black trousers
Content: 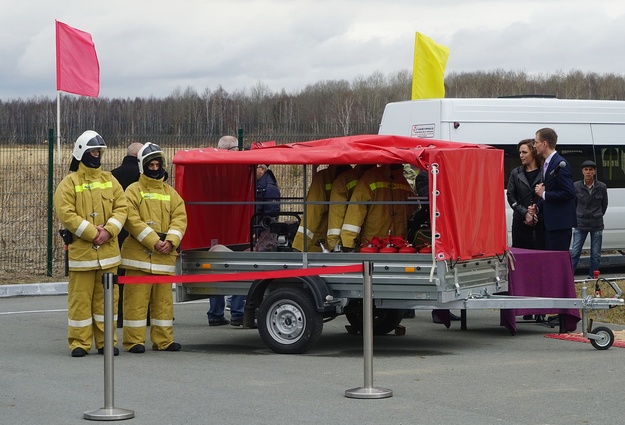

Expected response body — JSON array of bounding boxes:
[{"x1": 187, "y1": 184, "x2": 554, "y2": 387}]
[
  {"x1": 545, "y1": 228, "x2": 572, "y2": 251},
  {"x1": 511, "y1": 219, "x2": 545, "y2": 250}
]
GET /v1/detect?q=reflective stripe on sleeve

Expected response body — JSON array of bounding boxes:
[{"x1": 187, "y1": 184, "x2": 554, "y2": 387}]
[
  {"x1": 368, "y1": 181, "x2": 413, "y2": 192},
  {"x1": 167, "y1": 229, "x2": 183, "y2": 239},
  {"x1": 75, "y1": 220, "x2": 90, "y2": 237},
  {"x1": 136, "y1": 227, "x2": 152, "y2": 242},
  {"x1": 345, "y1": 179, "x2": 358, "y2": 190},
  {"x1": 108, "y1": 218, "x2": 123, "y2": 231},
  {"x1": 327, "y1": 228, "x2": 341, "y2": 236},
  {"x1": 297, "y1": 226, "x2": 315, "y2": 240},
  {"x1": 369, "y1": 181, "x2": 390, "y2": 190},
  {"x1": 341, "y1": 223, "x2": 361, "y2": 234}
]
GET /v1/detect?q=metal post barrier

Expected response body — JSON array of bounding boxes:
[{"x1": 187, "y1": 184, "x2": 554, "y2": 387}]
[
  {"x1": 345, "y1": 261, "x2": 392, "y2": 399},
  {"x1": 84, "y1": 273, "x2": 135, "y2": 421}
]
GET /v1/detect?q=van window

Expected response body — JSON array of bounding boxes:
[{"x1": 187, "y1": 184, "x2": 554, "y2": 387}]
[
  {"x1": 560, "y1": 148, "x2": 592, "y2": 181},
  {"x1": 598, "y1": 146, "x2": 625, "y2": 188}
]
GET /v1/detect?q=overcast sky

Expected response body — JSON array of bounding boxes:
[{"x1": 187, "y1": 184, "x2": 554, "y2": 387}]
[{"x1": 2, "y1": 0, "x2": 625, "y2": 100}]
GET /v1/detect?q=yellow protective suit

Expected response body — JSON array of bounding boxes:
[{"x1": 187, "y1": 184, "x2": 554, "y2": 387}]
[
  {"x1": 340, "y1": 165, "x2": 415, "y2": 249},
  {"x1": 53, "y1": 162, "x2": 127, "y2": 353},
  {"x1": 121, "y1": 174, "x2": 187, "y2": 351},
  {"x1": 292, "y1": 166, "x2": 337, "y2": 252},
  {"x1": 326, "y1": 166, "x2": 363, "y2": 250}
]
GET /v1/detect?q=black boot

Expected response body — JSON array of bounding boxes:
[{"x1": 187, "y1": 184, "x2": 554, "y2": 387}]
[
  {"x1": 128, "y1": 344, "x2": 145, "y2": 354},
  {"x1": 71, "y1": 347, "x2": 88, "y2": 357}
]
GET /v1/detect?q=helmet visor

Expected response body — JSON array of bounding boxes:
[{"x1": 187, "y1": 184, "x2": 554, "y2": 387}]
[{"x1": 85, "y1": 134, "x2": 106, "y2": 149}]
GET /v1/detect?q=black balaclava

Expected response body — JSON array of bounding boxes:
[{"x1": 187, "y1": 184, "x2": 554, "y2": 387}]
[
  {"x1": 81, "y1": 149, "x2": 102, "y2": 169},
  {"x1": 144, "y1": 156, "x2": 165, "y2": 179}
]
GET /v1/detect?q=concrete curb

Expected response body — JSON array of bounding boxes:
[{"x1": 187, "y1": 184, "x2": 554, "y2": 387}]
[
  {"x1": 0, "y1": 282, "x2": 68, "y2": 298},
  {"x1": 0, "y1": 281, "x2": 177, "y2": 299}
]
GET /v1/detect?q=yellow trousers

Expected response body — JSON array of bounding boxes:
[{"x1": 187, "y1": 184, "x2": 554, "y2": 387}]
[
  {"x1": 67, "y1": 268, "x2": 118, "y2": 352},
  {"x1": 122, "y1": 269, "x2": 174, "y2": 351}
]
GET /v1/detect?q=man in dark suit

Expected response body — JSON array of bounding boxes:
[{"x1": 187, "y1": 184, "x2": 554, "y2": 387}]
[
  {"x1": 532, "y1": 128, "x2": 576, "y2": 251},
  {"x1": 112, "y1": 142, "x2": 143, "y2": 328}
]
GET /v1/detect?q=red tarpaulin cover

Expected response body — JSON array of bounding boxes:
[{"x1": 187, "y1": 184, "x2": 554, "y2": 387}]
[
  {"x1": 173, "y1": 134, "x2": 507, "y2": 261},
  {"x1": 175, "y1": 163, "x2": 255, "y2": 249}
]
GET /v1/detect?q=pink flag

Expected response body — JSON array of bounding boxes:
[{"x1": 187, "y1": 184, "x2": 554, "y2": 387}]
[{"x1": 56, "y1": 20, "x2": 100, "y2": 97}]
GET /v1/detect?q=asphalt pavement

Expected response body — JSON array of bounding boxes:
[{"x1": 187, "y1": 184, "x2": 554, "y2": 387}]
[{"x1": 1, "y1": 292, "x2": 624, "y2": 425}]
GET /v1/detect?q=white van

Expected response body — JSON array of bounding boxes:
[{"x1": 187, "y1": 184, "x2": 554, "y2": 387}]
[{"x1": 378, "y1": 97, "x2": 625, "y2": 253}]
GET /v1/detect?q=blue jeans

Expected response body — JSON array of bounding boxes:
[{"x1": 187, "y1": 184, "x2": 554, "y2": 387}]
[
  {"x1": 207, "y1": 295, "x2": 246, "y2": 321},
  {"x1": 570, "y1": 229, "x2": 603, "y2": 277}
]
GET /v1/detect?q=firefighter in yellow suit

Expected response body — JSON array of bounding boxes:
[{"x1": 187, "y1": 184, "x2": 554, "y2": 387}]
[
  {"x1": 340, "y1": 164, "x2": 414, "y2": 249},
  {"x1": 53, "y1": 130, "x2": 127, "y2": 357},
  {"x1": 325, "y1": 165, "x2": 362, "y2": 251},
  {"x1": 292, "y1": 165, "x2": 339, "y2": 252},
  {"x1": 121, "y1": 143, "x2": 187, "y2": 353}
]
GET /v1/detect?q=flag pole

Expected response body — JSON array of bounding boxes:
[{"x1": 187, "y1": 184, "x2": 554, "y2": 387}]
[{"x1": 56, "y1": 90, "x2": 61, "y2": 165}]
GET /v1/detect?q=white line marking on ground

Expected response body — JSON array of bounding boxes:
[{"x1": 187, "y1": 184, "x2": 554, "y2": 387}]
[{"x1": 0, "y1": 309, "x2": 67, "y2": 315}]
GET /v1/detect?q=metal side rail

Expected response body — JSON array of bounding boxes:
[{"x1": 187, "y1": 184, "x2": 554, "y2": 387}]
[
  {"x1": 460, "y1": 294, "x2": 624, "y2": 310},
  {"x1": 456, "y1": 279, "x2": 624, "y2": 350},
  {"x1": 455, "y1": 276, "x2": 624, "y2": 311}
]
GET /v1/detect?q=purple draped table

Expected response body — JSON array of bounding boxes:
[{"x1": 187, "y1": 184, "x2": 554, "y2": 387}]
[{"x1": 499, "y1": 247, "x2": 581, "y2": 335}]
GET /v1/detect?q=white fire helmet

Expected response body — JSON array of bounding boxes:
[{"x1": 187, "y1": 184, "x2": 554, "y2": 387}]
[
  {"x1": 137, "y1": 142, "x2": 165, "y2": 174},
  {"x1": 72, "y1": 130, "x2": 106, "y2": 161}
]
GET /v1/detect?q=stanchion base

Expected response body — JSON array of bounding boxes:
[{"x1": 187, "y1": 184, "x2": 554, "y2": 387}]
[
  {"x1": 84, "y1": 407, "x2": 135, "y2": 421},
  {"x1": 345, "y1": 386, "x2": 393, "y2": 399}
]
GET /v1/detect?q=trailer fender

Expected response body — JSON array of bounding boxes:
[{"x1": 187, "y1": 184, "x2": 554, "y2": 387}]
[{"x1": 244, "y1": 275, "x2": 331, "y2": 324}]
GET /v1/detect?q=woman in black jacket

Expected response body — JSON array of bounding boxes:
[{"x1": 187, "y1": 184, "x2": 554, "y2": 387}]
[{"x1": 506, "y1": 139, "x2": 545, "y2": 249}]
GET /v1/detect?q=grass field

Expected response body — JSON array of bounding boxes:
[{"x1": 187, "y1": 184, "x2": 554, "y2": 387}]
[{"x1": 574, "y1": 279, "x2": 625, "y2": 325}]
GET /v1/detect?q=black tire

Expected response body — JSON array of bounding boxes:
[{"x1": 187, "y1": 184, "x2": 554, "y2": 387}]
[
  {"x1": 344, "y1": 301, "x2": 404, "y2": 335},
  {"x1": 257, "y1": 287, "x2": 323, "y2": 354},
  {"x1": 590, "y1": 326, "x2": 614, "y2": 350}
]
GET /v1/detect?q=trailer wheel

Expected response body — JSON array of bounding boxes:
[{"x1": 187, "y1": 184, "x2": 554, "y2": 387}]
[
  {"x1": 258, "y1": 287, "x2": 323, "y2": 354},
  {"x1": 345, "y1": 303, "x2": 404, "y2": 335},
  {"x1": 590, "y1": 326, "x2": 614, "y2": 350}
]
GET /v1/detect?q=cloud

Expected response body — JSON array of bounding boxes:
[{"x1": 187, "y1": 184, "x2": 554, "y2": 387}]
[
  {"x1": 1, "y1": 0, "x2": 625, "y2": 99},
  {"x1": 447, "y1": 4, "x2": 625, "y2": 75}
]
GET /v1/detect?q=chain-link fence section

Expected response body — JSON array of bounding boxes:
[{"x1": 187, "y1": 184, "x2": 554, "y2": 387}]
[{"x1": 0, "y1": 128, "x2": 360, "y2": 283}]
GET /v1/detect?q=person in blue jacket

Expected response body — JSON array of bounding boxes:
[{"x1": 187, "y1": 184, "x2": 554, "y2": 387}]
[
  {"x1": 532, "y1": 128, "x2": 576, "y2": 251},
  {"x1": 255, "y1": 164, "x2": 280, "y2": 217}
]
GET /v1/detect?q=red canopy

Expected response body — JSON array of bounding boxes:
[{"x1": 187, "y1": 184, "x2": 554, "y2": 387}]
[{"x1": 173, "y1": 134, "x2": 507, "y2": 261}]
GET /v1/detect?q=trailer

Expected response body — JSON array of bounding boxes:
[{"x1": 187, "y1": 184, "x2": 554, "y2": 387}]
[{"x1": 172, "y1": 134, "x2": 623, "y2": 353}]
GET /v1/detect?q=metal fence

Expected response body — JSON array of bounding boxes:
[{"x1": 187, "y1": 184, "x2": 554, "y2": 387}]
[{"x1": 0, "y1": 130, "x2": 348, "y2": 282}]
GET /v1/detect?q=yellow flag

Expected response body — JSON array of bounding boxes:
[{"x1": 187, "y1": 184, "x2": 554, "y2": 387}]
[{"x1": 412, "y1": 32, "x2": 450, "y2": 99}]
